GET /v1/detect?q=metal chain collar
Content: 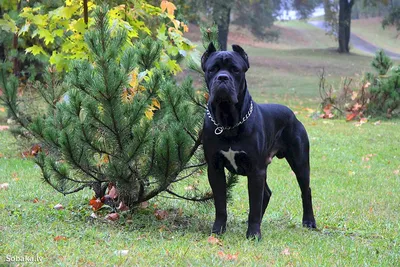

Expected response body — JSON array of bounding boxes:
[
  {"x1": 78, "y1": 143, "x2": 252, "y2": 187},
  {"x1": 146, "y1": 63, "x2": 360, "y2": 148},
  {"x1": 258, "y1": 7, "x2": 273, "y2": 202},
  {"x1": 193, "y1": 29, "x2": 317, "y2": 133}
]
[{"x1": 206, "y1": 101, "x2": 253, "y2": 135}]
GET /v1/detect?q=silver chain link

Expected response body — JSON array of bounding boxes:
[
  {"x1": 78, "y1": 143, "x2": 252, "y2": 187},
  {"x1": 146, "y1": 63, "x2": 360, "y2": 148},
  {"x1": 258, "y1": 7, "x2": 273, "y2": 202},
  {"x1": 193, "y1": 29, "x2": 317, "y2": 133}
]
[{"x1": 206, "y1": 101, "x2": 253, "y2": 135}]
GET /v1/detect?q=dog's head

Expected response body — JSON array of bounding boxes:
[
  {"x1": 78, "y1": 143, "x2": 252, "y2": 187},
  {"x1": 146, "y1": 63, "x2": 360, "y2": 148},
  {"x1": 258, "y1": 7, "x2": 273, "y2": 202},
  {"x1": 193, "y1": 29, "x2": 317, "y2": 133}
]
[{"x1": 201, "y1": 43, "x2": 250, "y2": 107}]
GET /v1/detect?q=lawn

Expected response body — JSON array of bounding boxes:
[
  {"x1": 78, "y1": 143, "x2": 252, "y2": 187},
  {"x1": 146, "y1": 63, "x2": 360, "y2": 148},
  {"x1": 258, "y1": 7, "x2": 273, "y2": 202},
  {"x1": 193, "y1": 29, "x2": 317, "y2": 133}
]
[
  {"x1": 351, "y1": 17, "x2": 400, "y2": 54},
  {"x1": 1, "y1": 19, "x2": 400, "y2": 266}
]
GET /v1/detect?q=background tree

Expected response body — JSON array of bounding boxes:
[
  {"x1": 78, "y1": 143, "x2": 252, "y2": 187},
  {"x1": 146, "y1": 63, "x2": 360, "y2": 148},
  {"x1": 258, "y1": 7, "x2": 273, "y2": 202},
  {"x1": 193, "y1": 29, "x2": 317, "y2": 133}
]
[{"x1": 338, "y1": 0, "x2": 354, "y2": 53}]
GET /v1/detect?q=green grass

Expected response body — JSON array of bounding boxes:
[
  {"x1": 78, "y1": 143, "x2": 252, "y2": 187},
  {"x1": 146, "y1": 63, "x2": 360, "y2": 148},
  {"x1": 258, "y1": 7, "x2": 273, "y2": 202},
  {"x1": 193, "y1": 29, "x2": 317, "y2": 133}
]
[
  {"x1": 1, "y1": 20, "x2": 400, "y2": 266},
  {"x1": 1, "y1": 117, "x2": 400, "y2": 266}
]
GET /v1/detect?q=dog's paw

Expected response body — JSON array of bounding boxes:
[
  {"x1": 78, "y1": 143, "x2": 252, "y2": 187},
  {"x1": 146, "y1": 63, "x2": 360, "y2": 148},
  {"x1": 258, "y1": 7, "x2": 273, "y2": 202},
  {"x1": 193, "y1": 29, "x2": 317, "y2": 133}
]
[
  {"x1": 246, "y1": 224, "x2": 262, "y2": 240},
  {"x1": 246, "y1": 230, "x2": 262, "y2": 240},
  {"x1": 302, "y1": 219, "x2": 317, "y2": 229},
  {"x1": 212, "y1": 221, "x2": 226, "y2": 235}
]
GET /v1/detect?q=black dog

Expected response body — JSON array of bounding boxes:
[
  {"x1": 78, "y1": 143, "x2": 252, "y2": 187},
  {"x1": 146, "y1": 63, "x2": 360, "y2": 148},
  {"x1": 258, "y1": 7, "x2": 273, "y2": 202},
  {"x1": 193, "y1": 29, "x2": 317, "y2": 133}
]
[{"x1": 201, "y1": 43, "x2": 316, "y2": 240}]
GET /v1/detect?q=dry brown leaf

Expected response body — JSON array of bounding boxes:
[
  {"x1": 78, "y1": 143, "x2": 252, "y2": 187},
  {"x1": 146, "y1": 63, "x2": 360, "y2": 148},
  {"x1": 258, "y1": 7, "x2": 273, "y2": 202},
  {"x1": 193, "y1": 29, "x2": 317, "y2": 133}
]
[
  {"x1": 207, "y1": 236, "x2": 222, "y2": 246},
  {"x1": 139, "y1": 201, "x2": 149, "y2": 209},
  {"x1": 117, "y1": 201, "x2": 129, "y2": 211},
  {"x1": 54, "y1": 235, "x2": 67, "y2": 241},
  {"x1": 217, "y1": 251, "x2": 238, "y2": 261},
  {"x1": 105, "y1": 213, "x2": 120, "y2": 221},
  {"x1": 154, "y1": 209, "x2": 168, "y2": 220},
  {"x1": 0, "y1": 125, "x2": 9, "y2": 131},
  {"x1": 281, "y1": 248, "x2": 291, "y2": 255},
  {"x1": 0, "y1": 183, "x2": 9, "y2": 190},
  {"x1": 54, "y1": 203, "x2": 64, "y2": 210},
  {"x1": 89, "y1": 197, "x2": 104, "y2": 211}
]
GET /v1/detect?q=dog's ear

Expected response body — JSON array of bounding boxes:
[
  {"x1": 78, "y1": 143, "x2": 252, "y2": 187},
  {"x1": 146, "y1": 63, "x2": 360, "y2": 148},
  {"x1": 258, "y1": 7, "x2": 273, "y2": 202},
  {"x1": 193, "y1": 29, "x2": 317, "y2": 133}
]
[
  {"x1": 201, "y1": 42, "x2": 217, "y2": 71},
  {"x1": 232, "y1": 44, "x2": 250, "y2": 70}
]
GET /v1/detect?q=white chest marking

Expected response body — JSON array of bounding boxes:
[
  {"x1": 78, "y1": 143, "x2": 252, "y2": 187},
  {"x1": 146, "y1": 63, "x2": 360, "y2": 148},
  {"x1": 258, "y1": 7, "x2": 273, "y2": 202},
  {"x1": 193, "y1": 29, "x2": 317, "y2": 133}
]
[{"x1": 220, "y1": 147, "x2": 245, "y2": 171}]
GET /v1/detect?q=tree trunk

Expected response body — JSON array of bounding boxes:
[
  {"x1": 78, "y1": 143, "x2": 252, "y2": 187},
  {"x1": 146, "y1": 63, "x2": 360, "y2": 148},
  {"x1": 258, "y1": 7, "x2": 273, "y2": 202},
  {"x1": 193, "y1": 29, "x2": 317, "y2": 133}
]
[
  {"x1": 213, "y1": 2, "x2": 231, "y2": 51},
  {"x1": 338, "y1": 0, "x2": 354, "y2": 53}
]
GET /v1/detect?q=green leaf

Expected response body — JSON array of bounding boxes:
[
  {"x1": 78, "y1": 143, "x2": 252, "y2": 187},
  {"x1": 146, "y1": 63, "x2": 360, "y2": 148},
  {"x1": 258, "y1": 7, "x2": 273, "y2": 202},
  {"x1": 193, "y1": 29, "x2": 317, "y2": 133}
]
[
  {"x1": 25, "y1": 45, "x2": 47, "y2": 56},
  {"x1": 71, "y1": 18, "x2": 87, "y2": 34},
  {"x1": 36, "y1": 28, "x2": 55, "y2": 45},
  {"x1": 0, "y1": 14, "x2": 17, "y2": 32}
]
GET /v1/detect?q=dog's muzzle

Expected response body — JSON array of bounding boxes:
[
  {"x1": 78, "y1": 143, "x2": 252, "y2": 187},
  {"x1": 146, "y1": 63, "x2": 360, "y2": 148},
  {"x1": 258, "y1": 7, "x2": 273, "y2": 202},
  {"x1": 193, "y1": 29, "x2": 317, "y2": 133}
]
[{"x1": 210, "y1": 74, "x2": 238, "y2": 105}]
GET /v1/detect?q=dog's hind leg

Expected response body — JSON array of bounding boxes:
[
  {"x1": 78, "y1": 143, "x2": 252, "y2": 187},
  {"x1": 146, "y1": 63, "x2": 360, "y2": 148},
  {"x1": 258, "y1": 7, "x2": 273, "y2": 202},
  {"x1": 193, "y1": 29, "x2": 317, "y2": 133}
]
[{"x1": 285, "y1": 129, "x2": 316, "y2": 229}]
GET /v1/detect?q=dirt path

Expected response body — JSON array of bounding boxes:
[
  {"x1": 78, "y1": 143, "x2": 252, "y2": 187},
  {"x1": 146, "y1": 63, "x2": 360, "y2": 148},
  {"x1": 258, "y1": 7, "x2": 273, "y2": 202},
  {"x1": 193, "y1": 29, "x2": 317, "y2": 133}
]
[{"x1": 309, "y1": 20, "x2": 400, "y2": 60}]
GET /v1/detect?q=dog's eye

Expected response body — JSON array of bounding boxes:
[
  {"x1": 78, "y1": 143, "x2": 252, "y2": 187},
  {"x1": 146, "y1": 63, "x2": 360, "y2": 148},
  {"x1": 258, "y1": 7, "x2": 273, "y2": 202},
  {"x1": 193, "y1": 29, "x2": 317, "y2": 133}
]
[
  {"x1": 231, "y1": 66, "x2": 240, "y2": 73},
  {"x1": 208, "y1": 66, "x2": 218, "y2": 73}
]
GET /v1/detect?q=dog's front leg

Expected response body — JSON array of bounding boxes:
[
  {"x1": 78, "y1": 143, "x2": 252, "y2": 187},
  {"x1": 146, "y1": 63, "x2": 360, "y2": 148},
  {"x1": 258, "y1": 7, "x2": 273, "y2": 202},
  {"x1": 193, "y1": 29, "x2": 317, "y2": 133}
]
[
  {"x1": 247, "y1": 170, "x2": 266, "y2": 240},
  {"x1": 208, "y1": 166, "x2": 227, "y2": 235}
]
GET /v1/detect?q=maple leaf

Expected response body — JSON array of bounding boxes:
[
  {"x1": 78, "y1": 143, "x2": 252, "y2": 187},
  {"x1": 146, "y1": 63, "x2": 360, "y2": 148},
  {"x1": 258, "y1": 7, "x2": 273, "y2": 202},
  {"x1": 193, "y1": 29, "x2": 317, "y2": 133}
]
[
  {"x1": 0, "y1": 183, "x2": 9, "y2": 190},
  {"x1": 54, "y1": 203, "x2": 64, "y2": 210},
  {"x1": 54, "y1": 235, "x2": 67, "y2": 241},
  {"x1": 207, "y1": 236, "x2": 223, "y2": 246},
  {"x1": 105, "y1": 213, "x2": 120, "y2": 221},
  {"x1": 0, "y1": 125, "x2": 9, "y2": 131},
  {"x1": 217, "y1": 251, "x2": 238, "y2": 261},
  {"x1": 117, "y1": 202, "x2": 129, "y2": 211},
  {"x1": 352, "y1": 103, "x2": 362, "y2": 111},
  {"x1": 25, "y1": 45, "x2": 47, "y2": 56},
  {"x1": 346, "y1": 112, "x2": 357, "y2": 121},
  {"x1": 161, "y1": 1, "x2": 176, "y2": 16},
  {"x1": 89, "y1": 197, "x2": 104, "y2": 211},
  {"x1": 154, "y1": 209, "x2": 168, "y2": 220},
  {"x1": 281, "y1": 248, "x2": 291, "y2": 255},
  {"x1": 181, "y1": 22, "x2": 189, "y2": 32}
]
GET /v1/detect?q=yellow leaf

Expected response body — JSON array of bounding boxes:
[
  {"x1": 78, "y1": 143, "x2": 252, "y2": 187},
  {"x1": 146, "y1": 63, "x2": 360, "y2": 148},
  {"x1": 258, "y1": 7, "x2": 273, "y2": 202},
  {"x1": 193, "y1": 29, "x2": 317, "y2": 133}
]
[
  {"x1": 152, "y1": 98, "x2": 161, "y2": 110},
  {"x1": 25, "y1": 45, "x2": 47, "y2": 56},
  {"x1": 182, "y1": 22, "x2": 189, "y2": 33},
  {"x1": 129, "y1": 70, "x2": 138, "y2": 88},
  {"x1": 145, "y1": 109, "x2": 154, "y2": 120},
  {"x1": 172, "y1": 19, "x2": 180, "y2": 29},
  {"x1": 160, "y1": 0, "x2": 176, "y2": 16}
]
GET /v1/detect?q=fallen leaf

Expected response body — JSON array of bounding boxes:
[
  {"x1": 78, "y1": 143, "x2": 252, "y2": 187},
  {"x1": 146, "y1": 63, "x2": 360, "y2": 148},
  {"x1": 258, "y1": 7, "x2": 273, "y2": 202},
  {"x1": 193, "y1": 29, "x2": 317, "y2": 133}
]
[
  {"x1": 89, "y1": 197, "x2": 104, "y2": 211},
  {"x1": 54, "y1": 203, "x2": 64, "y2": 210},
  {"x1": 117, "y1": 201, "x2": 129, "y2": 211},
  {"x1": 154, "y1": 209, "x2": 168, "y2": 220},
  {"x1": 114, "y1": 250, "x2": 129, "y2": 256},
  {"x1": 207, "y1": 236, "x2": 222, "y2": 246},
  {"x1": 0, "y1": 107, "x2": 5, "y2": 112},
  {"x1": 33, "y1": 198, "x2": 39, "y2": 203},
  {"x1": 0, "y1": 125, "x2": 9, "y2": 131},
  {"x1": 281, "y1": 248, "x2": 291, "y2": 255},
  {"x1": 105, "y1": 213, "x2": 119, "y2": 221},
  {"x1": 346, "y1": 112, "x2": 357, "y2": 121},
  {"x1": 139, "y1": 201, "x2": 149, "y2": 209},
  {"x1": 394, "y1": 170, "x2": 399, "y2": 175},
  {"x1": 374, "y1": 120, "x2": 381, "y2": 126},
  {"x1": 359, "y1": 117, "x2": 368, "y2": 124},
  {"x1": 90, "y1": 213, "x2": 97, "y2": 219},
  {"x1": 108, "y1": 185, "x2": 118, "y2": 199},
  {"x1": 54, "y1": 235, "x2": 67, "y2": 241},
  {"x1": 217, "y1": 251, "x2": 238, "y2": 261},
  {"x1": 0, "y1": 183, "x2": 9, "y2": 190}
]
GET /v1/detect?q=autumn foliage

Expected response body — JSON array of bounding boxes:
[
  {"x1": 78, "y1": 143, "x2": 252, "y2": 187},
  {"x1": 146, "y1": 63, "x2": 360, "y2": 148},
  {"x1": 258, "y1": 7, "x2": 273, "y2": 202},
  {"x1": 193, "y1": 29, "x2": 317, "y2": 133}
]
[{"x1": 318, "y1": 50, "x2": 400, "y2": 121}]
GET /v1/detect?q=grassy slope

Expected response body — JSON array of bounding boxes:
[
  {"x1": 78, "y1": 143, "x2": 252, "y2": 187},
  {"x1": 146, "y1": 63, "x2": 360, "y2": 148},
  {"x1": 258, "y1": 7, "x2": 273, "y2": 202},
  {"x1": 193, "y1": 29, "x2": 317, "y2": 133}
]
[
  {"x1": 1, "y1": 20, "x2": 400, "y2": 266},
  {"x1": 351, "y1": 17, "x2": 400, "y2": 54}
]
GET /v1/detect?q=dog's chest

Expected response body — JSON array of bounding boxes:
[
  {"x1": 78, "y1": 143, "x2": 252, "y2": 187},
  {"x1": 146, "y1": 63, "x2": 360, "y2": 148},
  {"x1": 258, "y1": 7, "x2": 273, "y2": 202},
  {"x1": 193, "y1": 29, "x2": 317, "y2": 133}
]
[{"x1": 219, "y1": 147, "x2": 251, "y2": 175}]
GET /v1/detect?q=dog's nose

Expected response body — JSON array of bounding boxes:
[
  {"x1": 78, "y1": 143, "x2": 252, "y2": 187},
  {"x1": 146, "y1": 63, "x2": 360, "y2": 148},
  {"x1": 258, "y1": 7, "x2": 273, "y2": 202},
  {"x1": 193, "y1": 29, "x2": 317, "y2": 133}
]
[{"x1": 217, "y1": 74, "x2": 229, "y2": 81}]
